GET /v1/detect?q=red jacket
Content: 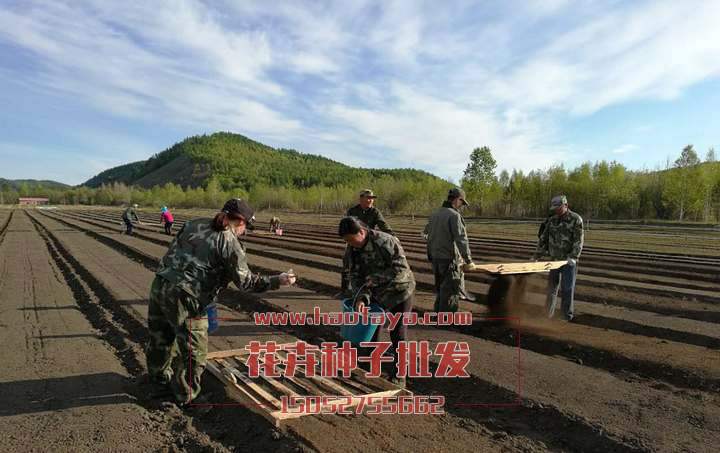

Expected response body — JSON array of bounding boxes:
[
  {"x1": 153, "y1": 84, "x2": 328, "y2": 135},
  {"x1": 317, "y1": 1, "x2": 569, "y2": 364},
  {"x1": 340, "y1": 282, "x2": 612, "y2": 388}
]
[{"x1": 161, "y1": 211, "x2": 174, "y2": 223}]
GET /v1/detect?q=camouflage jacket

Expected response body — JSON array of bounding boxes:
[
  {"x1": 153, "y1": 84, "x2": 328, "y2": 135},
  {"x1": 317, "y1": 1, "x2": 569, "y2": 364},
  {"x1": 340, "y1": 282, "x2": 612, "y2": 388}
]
[
  {"x1": 348, "y1": 230, "x2": 415, "y2": 308},
  {"x1": 123, "y1": 207, "x2": 139, "y2": 221},
  {"x1": 423, "y1": 201, "x2": 472, "y2": 263},
  {"x1": 534, "y1": 210, "x2": 584, "y2": 260},
  {"x1": 156, "y1": 218, "x2": 280, "y2": 307},
  {"x1": 346, "y1": 205, "x2": 394, "y2": 235}
]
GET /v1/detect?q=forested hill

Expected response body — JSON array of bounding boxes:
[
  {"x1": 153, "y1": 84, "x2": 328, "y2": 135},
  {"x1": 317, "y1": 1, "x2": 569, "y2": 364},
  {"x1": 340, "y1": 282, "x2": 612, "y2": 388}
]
[
  {"x1": 0, "y1": 178, "x2": 69, "y2": 191},
  {"x1": 84, "y1": 132, "x2": 445, "y2": 190}
]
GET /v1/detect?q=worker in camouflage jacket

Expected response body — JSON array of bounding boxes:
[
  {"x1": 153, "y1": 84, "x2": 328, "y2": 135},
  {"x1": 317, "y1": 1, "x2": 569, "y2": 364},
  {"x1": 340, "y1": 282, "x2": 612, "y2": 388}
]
[
  {"x1": 146, "y1": 198, "x2": 296, "y2": 406},
  {"x1": 533, "y1": 195, "x2": 584, "y2": 321},
  {"x1": 339, "y1": 216, "x2": 414, "y2": 387},
  {"x1": 122, "y1": 204, "x2": 140, "y2": 235},
  {"x1": 423, "y1": 188, "x2": 476, "y2": 313},
  {"x1": 338, "y1": 189, "x2": 394, "y2": 297}
]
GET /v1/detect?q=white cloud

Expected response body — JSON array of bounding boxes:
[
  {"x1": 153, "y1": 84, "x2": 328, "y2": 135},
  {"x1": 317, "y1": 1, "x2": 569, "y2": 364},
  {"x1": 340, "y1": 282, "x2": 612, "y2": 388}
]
[
  {"x1": 326, "y1": 84, "x2": 563, "y2": 178},
  {"x1": 491, "y1": 1, "x2": 720, "y2": 115},
  {"x1": 287, "y1": 52, "x2": 341, "y2": 75},
  {"x1": 0, "y1": 1, "x2": 298, "y2": 136},
  {"x1": 1, "y1": 0, "x2": 720, "y2": 182}
]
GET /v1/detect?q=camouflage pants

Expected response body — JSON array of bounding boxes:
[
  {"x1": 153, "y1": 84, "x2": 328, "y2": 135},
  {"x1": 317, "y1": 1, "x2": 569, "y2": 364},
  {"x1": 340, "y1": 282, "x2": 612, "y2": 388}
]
[
  {"x1": 146, "y1": 276, "x2": 209, "y2": 404},
  {"x1": 431, "y1": 259, "x2": 464, "y2": 313},
  {"x1": 122, "y1": 217, "x2": 133, "y2": 235},
  {"x1": 546, "y1": 263, "x2": 577, "y2": 321}
]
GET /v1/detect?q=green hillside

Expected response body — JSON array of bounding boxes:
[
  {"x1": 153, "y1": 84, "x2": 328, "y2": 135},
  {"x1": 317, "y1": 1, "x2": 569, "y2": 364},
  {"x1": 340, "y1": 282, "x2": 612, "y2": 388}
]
[
  {"x1": 83, "y1": 161, "x2": 147, "y2": 187},
  {"x1": 84, "y1": 132, "x2": 445, "y2": 190},
  {"x1": 0, "y1": 178, "x2": 69, "y2": 191}
]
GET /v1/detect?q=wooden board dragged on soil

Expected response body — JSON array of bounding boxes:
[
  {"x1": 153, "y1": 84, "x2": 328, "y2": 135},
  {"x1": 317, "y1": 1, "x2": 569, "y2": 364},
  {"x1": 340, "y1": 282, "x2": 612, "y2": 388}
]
[
  {"x1": 206, "y1": 345, "x2": 410, "y2": 427},
  {"x1": 466, "y1": 260, "x2": 566, "y2": 275}
]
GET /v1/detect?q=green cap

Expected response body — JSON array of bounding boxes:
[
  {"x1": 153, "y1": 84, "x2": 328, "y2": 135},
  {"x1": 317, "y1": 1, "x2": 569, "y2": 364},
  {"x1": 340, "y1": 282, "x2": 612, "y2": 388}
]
[
  {"x1": 448, "y1": 188, "x2": 469, "y2": 206},
  {"x1": 359, "y1": 189, "x2": 377, "y2": 198},
  {"x1": 550, "y1": 195, "x2": 567, "y2": 211}
]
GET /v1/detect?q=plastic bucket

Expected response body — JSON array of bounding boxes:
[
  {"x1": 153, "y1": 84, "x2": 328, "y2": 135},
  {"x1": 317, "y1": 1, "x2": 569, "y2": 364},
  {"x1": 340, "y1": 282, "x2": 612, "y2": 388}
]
[
  {"x1": 340, "y1": 299, "x2": 384, "y2": 344},
  {"x1": 206, "y1": 304, "x2": 219, "y2": 333},
  {"x1": 275, "y1": 228, "x2": 283, "y2": 236}
]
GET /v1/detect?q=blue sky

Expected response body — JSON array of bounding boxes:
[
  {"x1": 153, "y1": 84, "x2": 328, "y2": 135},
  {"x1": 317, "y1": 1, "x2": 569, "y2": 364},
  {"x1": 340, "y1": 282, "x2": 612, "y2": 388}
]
[{"x1": 1, "y1": 0, "x2": 719, "y2": 185}]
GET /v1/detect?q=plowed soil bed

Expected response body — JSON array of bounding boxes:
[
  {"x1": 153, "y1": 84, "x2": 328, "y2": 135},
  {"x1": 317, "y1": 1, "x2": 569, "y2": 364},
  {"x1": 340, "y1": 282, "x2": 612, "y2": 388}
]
[{"x1": 1, "y1": 206, "x2": 719, "y2": 453}]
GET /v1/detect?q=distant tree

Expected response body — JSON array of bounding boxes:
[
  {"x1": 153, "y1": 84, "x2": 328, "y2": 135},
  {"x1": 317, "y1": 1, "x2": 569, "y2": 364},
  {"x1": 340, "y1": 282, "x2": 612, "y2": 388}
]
[
  {"x1": 706, "y1": 147, "x2": 716, "y2": 163},
  {"x1": 700, "y1": 164, "x2": 716, "y2": 221},
  {"x1": 568, "y1": 162, "x2": 593, "y2": 217},
  {"x1": 18, "y1": 182, "x2": 30, "y2": 197},
  {"x1": 461, "y1": 146, "x2": 497, "y2": 214},
  {"x1": 204, "y1": 178, "x2": 224, "y2": 208},
  {"x1": 675, "y1": 145, "x2": 700, "y2": 168},
  {"x1": 462, "y1": 146, "x2": 497, "y2": 186},
  {"x1": 665, "y1": 145, "x2": 704, "y2": 220}
]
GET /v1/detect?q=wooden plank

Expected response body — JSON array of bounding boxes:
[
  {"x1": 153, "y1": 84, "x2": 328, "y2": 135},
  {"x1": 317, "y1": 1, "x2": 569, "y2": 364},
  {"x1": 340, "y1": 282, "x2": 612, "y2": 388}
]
[
  {"x1": 217, "y1": 358, "x2": 283, "y2": 410},
  {"x1": 465, "y1": 260, "x2": 566, "y2": 275},
  {"x1": 207, "y1": 361, "x2": 285, "y2": 427},
  {"x1": 277, "y1": 375, "x2": 320, "y2": 396},
  {"x1": 275, "y1": 346, "x2": 401, "y2": 394},
  {"x1": 343, "y1": 372, "x2": 398, "y2": 393},
  {"x1": 274, "y1": 349, "x2": 352, "y2": 396},
  {"x1": 226, "y1": 356, "x2": 299, "y2": 399},
  {"x1": 307, "y1": 375, "x2": 355, "y2": 396},
  {"x1": 252, "y1": 351, "x2": 321, "y2": 396},
  {"x1": 206, "y1": 362, "x2": 264, "y2": 408},
  {"x1": 208, "y1": 348, "x2": 413, "y2": 425},
  {"x1": 332, "y1": 375, "x2": 377, "y2": 394},
  {"x1": 207, "y1": 348, "x2": 249, "y2": 359},
  {"x1": 271, "y1": 409, "x2": 308, "y2": 421},
  {"x1": 226, "y1": 347, "x2": 326, "y2": 396},
  {"x1": 208, "y1": 341, "x2": 318, "y2": 361},
  {"x1": 209, "y1": 342, "x2": 319, "y2": 359}
]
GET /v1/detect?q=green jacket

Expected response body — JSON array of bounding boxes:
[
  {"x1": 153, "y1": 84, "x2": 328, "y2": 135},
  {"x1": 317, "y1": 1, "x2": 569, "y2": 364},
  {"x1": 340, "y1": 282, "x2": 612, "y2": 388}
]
[
  {"x1": 534, "y1": 210, "x2": 584, "y2": 260},
  {"x1": 348, "y1": 230, "x2": 415, "y2": 308},
  {"x1": 423, "y1": 201, "x2": 472, "y2": 263},
  {"x1": 346, "y1": 205, "x2": 394, "y2": 235},
  {"x1": 156, "y1": 219, "x2": 279, "y2": 307},
  {"x1": 123, "y1": 207, "x2": 139, "y2": 221}
]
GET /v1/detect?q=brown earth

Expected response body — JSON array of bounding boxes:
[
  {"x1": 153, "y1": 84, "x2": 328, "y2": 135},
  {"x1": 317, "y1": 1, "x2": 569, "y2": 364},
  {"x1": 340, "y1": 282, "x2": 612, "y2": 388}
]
[{"x1": 1, "y1": 206, "x2": 719, "y2": 452}]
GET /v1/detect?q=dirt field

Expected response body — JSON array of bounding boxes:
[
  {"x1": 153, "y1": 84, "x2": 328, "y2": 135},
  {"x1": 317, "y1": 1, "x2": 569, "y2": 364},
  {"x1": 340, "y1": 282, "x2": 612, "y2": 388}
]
[{"x1": 1, "y1": 206, "x2": 719, "y2": 452}]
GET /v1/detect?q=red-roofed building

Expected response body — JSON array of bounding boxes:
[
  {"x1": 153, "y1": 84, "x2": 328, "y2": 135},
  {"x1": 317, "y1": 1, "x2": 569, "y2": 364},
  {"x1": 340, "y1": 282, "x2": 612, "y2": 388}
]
[{"x1": 18, "y1": 197, "x2": 49, "y2": 206}]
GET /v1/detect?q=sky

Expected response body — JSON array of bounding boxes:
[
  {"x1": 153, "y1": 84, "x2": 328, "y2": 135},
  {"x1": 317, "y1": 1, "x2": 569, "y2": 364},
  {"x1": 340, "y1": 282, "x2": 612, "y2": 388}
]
[{"x1": 1, "y1": 0, "x2": 719, "y2": 185}]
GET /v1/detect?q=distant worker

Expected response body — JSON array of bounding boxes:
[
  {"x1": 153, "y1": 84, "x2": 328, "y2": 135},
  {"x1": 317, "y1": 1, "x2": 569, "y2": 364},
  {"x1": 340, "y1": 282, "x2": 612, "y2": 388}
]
[
  {"x1": 533, "y1": 195, "x2": 584, "y2": 321},
  {"x1": 338, "y1": 189, "x2": 394, "y2": 297},
  {"x1": 423, "y1": 188, "x2": 476, "y2": 313},
  {"x1": 339, "y1": 216, "x2": 414, "y2": 388},
  {"x1": 122, "y1": 203, "x2": 140, "y2": 235},
  {"x1": 270, "y1": 216, "x2": 281, "y2": 234},
  {"x1": 146, "y1": 198, "x2": 296, "y2": 407},
  {"x1": 160, "y1": 206, "x2": 174, "y2": 235}
]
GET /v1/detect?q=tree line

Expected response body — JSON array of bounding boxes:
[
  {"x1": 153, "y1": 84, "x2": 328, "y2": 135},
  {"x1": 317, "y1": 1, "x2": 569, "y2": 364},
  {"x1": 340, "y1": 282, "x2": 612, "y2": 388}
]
[
  {"x1": 460, "y1": 145, "x2": 720, "y2": 222},
  {"x1": 1, "y1": 176, "x2": 453, "y2": 218},
  {"x1": 3, "y1": 144, "x2": 719, "y2": 222}
]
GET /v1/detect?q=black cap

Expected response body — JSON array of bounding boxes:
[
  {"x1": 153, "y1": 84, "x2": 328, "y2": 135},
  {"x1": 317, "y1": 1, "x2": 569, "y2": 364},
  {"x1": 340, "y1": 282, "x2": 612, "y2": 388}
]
[
  {"x1": 222, "y1": 198, "x2": 255, "y2": 226},
  {"x1": 448, "y1": 188, "x2": 469, "y2": 206}
]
